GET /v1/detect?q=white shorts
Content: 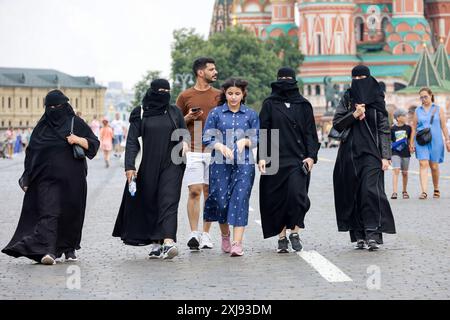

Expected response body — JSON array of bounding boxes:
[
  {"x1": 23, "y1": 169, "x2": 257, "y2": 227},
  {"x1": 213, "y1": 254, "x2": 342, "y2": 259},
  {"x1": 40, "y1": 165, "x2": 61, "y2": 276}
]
[{"x1": 183, "y1": 152, "x2": 211, "y2": 186}]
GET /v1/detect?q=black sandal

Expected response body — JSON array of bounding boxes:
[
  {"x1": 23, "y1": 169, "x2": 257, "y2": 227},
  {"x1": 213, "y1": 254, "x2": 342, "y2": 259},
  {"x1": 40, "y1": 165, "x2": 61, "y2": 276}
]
[
  {"x1": 433, "y1": 190, "x2": 441, "y2": 199},
  {"x1": 391, "y1": 193, "x2": 398, "y2": 200},
  {"x1": 419, "y1": 192, "x2": 428, "y2": 200}
]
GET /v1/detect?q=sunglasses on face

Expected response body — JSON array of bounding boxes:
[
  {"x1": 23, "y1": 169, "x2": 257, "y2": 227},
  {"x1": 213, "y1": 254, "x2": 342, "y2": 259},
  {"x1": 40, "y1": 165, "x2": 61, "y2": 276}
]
[{"x1": 420, "y1": 96, "x2": 430, "y2": 100}]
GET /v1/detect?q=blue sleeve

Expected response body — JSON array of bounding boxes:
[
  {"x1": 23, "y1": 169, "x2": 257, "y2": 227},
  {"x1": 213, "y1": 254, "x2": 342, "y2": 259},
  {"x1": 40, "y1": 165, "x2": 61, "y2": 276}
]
[
  {"x1": 247, "y1": 111, "x2": 260, "y2": 149},
  {"x1": 202, "y1": 109, "x2": 220, "y2": 148}
]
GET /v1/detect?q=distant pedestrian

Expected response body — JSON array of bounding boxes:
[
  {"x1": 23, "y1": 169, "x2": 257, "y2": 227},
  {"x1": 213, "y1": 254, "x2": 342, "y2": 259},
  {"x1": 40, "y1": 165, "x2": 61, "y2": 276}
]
[
  {"x1": 2, "y1": 90, "x2": 99, "y2": 265},
  {"x1": 332, "y1": 65, "x2": 396, "y2": 251},
  {"x1": 5, "y1": 127, "x2": 14, "y2": 159},
  {"x1": 14, "y1": 129, "x2": 22, "y2": 154},
  {"x1": 203, "y1": 78, "x2": 259, "y2": 257},
  {"x1": 111, "y1": 113, "x2": 126, "y2": 157},
  {"x1": 409, "y1": 87, "x2": 450, "y2": 199},
  {"x1": 90, "y1": 115, "x2": 101, "y2": 137},
  {"x1": 100, "y1": 118, "x2": 114, "y2": 168},
  {"x1": 390, "y1": 109, "x2": 412, "y2": 199}
]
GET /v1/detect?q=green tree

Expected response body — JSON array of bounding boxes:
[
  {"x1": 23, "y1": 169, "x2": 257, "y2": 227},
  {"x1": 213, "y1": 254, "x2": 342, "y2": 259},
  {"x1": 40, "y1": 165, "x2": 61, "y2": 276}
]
[
  {"x1": 171, "y1": 27, "x2": 300, "y2": 111},
  {"x1": 265, "y1": 34, "x2": 304, "y2": 72},
  {"x1": 170, "y1": 28, "x2": 207, "y2": 102},
  {"x1": 131, "y1": 70, "x2": 161, "y2": 110}
]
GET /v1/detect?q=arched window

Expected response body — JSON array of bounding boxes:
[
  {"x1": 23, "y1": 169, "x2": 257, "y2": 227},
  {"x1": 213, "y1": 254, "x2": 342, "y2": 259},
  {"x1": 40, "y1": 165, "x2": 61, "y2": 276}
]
[
  {"x1": 8, "y1": 97, "x2": 11, "y2": 108},
  {"x1": 355, "y1": 17, "x2": 364, "y2": 42},
  {"x1": 315, "y1": 85, "x2": 321, "y2": 96},
  {"x1": 25, "y1": 98, "x2": 29, "y2": 109},
  {"x1": 307, "y1": 85, "x2": 312, "y2": 96}
]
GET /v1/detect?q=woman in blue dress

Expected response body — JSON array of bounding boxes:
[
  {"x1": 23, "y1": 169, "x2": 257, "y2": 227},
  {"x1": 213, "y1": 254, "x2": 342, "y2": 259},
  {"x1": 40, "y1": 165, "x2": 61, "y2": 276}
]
[
  {"x1": 410, "y1": 87, "x2": 450, "y2": 199},
  {"x1": 202, "y1": 78, "x2": 259, "y2": 257}
]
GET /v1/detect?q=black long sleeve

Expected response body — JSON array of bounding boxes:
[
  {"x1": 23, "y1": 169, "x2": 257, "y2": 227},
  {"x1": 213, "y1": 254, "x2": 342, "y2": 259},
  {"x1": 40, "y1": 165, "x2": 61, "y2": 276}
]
[
  {"x1": 333, "y1": 92, "x2": 357, "y2": 132},
  {"x1": 377, "y1": 111, "x2": 392, "y2": 160},
  {"x1": 303, "y1": 103, "x2": 320, "y2": 163},
  {"x1": 125, "y1": 107, "x2": 142, "y2": 171},
  {"x1": 75, "y1": 117, "x2": 100, "y2": 160},
  {"x1": 257, "y1": 101, "x2": 272, "y2": 163}
]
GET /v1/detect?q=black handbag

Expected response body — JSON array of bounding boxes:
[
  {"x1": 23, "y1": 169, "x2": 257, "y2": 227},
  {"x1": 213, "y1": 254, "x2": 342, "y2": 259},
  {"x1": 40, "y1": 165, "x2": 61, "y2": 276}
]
[
  {"x1": 71, "y1": 116, "x2": 86, "y2": 160},
  {"x1": 416, "y1": 107, "x2": 437, "y2": 146},
  {"x1": 328, "y1": 127, "x2": 350, "y2": 142}
]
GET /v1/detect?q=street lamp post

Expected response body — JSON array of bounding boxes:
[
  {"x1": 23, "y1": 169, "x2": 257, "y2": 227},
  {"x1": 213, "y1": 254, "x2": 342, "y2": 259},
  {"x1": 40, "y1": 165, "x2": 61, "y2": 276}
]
[{"x1": 174, "y1": 73, "x2": 195, "y2": 91}]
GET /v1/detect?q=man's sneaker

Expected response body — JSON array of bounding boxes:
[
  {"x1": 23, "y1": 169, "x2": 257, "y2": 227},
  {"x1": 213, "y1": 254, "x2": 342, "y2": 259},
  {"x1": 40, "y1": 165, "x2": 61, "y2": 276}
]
[
  {"x1": 230, "y1": 242, "x2": 244, "y2": 257},
  {"x1": 354, "y1": 240, "x2": 367, "y2": 250},
  {"x1": 148, "y1": 243, "x2": 162, "y2": 259},
  {"x1": 289, "y1": 233, "x2": 303, "y2": 252},
  {"x1": 187, "y1": 231, "x2": 201, "y2": 251},
  {"x1": 200, "y1": 232, "x2": 214, "y2": 249},
  {"x1": 41, "y1": 254, "x2": 56, "y2": 265},
  {"x1": 368, "y1": 240, "x2": 380, "y2": 252},
  {"x1": 162, "y1": 244, "x2": 179, "y2": 260},
  {"x1": 221, "y1": 233, "x2": 232, "y2": 253},
  {"x1": 65, "y1": 250, "x2": 78, "y2": 262},
  {"x1": 277, "y1": 237, "x2": 290, "y2": 253}
]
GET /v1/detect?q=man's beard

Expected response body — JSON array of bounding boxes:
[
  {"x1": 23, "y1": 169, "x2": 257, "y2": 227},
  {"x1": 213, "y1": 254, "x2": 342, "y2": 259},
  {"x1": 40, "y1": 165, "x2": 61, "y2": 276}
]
[{"x1": 206, "y1": 75, "x2": 217, "y2": 84}]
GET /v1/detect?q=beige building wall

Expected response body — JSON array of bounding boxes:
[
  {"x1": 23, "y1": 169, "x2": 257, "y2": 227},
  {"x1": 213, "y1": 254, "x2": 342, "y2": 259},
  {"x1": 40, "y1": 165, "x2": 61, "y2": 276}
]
[{"x1": 0, "y1": 86, "x2": 106, "y2": 129}]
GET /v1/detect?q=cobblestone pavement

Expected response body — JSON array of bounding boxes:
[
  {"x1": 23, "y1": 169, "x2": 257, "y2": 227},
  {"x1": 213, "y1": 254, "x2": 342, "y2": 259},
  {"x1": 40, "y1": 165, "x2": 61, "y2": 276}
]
[{"x1": 0, "y1": 148, "x2": 449, "y2": 300}]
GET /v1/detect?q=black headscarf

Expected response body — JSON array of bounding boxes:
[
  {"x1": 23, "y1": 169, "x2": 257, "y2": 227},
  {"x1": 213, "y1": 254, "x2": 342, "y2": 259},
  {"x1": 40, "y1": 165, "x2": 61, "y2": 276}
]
[
  {"x1": 142, "y1": 79, "x2": 171, "y2": 117},
  {"x1": 265, "y1": 68, "x2": 307, "y2": 104},
  {"x1": 29, "y1": 90, "x2": 75, "y2": 153},
  {"x1": 44, "y1": 90, "x2": 74, "y2": 128},
  {"x1": 350, "y1": 65, "x2": 388, "y2": 116}
]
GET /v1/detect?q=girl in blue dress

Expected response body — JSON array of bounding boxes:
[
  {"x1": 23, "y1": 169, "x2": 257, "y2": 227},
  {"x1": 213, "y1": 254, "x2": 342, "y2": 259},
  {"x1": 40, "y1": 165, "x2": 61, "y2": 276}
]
[
  {"x1": 410, "y1": 87, "x2": 450, "y2": 199},
  {"x1": 202, "y1": 78, "x2": 259, "y2": 257}
]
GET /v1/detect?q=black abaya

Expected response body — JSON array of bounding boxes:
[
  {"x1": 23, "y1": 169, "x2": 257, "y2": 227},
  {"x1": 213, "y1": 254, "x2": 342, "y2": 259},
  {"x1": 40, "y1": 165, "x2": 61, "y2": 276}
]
[
  {"x1": 333, "y1": 90, "x2": 396, "y2": 243},
  {"x1": 258, "y1": 97, "x2": 320, "y2": 239},
  {"x1": 112, "y1": 105, "x2": 188, "y2": 245},
  {"x1": 2, "y1": 114, "x2": 100, "y2": 261}
]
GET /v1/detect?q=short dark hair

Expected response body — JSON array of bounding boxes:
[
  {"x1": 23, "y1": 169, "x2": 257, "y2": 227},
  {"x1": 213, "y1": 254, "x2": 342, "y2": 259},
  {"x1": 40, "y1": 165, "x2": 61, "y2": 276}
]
[
  {"x1": 193, "y1": 57, "x2": 216, "y2": 77},
  {"x1": 219, "y1": 78, "x2": 249, "y2": 105}
]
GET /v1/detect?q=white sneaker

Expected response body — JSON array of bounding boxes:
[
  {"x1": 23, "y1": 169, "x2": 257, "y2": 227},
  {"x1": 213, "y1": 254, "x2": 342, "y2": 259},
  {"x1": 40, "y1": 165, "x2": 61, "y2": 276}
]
[{"x1": 200, "y1": 232, "x2": 214, "y2": 249}]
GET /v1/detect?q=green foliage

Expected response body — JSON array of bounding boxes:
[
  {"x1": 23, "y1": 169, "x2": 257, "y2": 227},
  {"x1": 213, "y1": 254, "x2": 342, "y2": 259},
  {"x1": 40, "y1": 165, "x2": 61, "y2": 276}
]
[
  {"x1": 131, "y1": 70, "x2": 161, "y2": 110},
  {"x1": 170, "y1": 27, "x2": 304, "y2": 111},
  {"x1": 265, "y1": 34, "x2": 304, "y2": 72}
]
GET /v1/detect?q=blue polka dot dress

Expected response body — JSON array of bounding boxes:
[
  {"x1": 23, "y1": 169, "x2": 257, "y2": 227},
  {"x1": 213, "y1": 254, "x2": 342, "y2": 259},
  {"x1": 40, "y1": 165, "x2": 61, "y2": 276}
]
[{"x1": 202, "y1": 103, "x2": 259, "y2": 227}]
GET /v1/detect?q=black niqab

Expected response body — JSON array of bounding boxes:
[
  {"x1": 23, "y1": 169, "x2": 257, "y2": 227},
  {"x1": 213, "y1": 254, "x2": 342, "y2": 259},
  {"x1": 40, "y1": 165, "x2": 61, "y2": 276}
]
[
  {"x1": 265, "y1": 79, "x2": 308, "y2": 104},
  {"x1": 350, "y1": 66, "x2": 388, "y2": 116},
  {"x1": 142, "y1": 79, "x2": 171, "y2": 117}
]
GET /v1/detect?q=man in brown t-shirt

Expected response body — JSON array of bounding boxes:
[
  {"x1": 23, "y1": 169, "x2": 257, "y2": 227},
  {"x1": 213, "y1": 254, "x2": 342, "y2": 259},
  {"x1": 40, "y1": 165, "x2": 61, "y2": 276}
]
[{"x1": 176, "y1": 57, "x2": 221, "y2": 251}]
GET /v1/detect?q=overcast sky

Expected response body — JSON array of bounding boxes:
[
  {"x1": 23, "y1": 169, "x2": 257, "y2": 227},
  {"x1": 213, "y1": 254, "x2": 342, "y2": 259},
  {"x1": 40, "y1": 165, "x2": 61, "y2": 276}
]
[{"x1": 0, "y1": 0, "x2": 215, "y2": 89}]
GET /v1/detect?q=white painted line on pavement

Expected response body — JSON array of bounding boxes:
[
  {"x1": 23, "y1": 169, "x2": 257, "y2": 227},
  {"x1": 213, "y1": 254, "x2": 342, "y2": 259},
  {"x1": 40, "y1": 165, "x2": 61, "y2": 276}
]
[
  {"x1": 318, "y1": 157, "x2": 334, "y2": 163},
  {"x1": 255, "y1": 219, "x2": 261, "y2": 225},
  {"x1": 297, "y1": 250, "x2": 353, "y2": 283},
  {"x1": 249, "y1": 206, "x2": 255, "y2": 212}
]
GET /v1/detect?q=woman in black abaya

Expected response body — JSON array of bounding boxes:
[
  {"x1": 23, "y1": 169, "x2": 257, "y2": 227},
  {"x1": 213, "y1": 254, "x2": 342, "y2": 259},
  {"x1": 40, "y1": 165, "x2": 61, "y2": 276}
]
[
  {"x1": 333, "y1": 65, "x2": 396, "y2": 251},
  {"x1": 113, "y1": 79, "x2": 189, "y2": 260},
  {"x1": 258, "y1": 67, "x2": 320, "y2": 253},
  {"x1": 2, "y1": 90, "x2": 100, "y2": 265}
]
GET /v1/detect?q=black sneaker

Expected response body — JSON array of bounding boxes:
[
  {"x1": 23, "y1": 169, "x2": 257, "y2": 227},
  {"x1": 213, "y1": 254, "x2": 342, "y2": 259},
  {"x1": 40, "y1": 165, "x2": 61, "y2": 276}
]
[
  {"x1": 65, "y1": 250, "x2": 78, "y2": 261},
  {"x1": 277, "y1": 237, "x2": 289, "y2": 253},
  {"x1": 368, "y1": 240, "x2": 380, "y2": 251},
  {"x1": 289, "y1": 233, "x2": 303, "y2": 252},
  {"x1": 148, "y1": 244, "x2": 162, "y2": 259},
  {"x1": 41, "y1": 254, "x2": 56, "y2": 265},
  {"x1": 354, "y1": 240, "x2": 367, "y2": 250},
  {"x1": 162, "y1": 244, "x2": 179, "y2": 260},
  {"x1": 187, "y1": 233, "x2": 200, "y2": 251}
]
